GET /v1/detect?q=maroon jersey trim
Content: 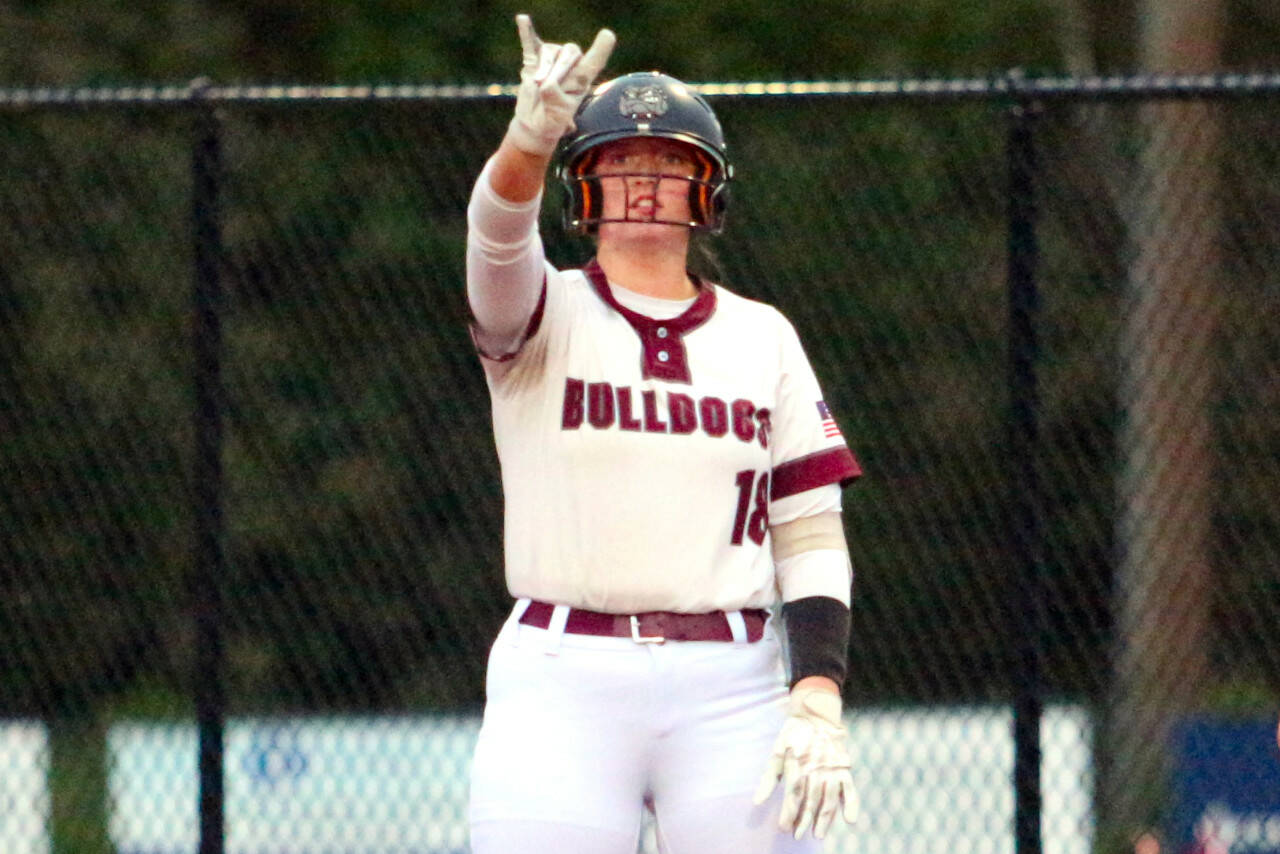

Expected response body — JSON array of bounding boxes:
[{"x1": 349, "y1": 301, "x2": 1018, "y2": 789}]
[
  {"x1": 470, "y1": 277, "x2": 549, "y2": 363},
  {"x1": 582, "y1": 258, "x2": 716, "y2": 384},
  {"x1": 772, "y1": 446, "x2": 863, "y2": 499}
]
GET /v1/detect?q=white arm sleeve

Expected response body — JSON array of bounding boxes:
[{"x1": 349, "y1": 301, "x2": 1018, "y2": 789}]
[
  {"x1": 771, "y1": 503, "x2": 853, "y2": 607},
  {"x1": 775, "y1": 549, "x2": 853, "y2": 607},
  {"x1": 465, "y1": 156, "x2": 548, "y2": 353}
]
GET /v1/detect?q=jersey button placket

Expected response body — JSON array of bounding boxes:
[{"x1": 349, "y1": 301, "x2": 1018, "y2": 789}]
[{"x1": 639, "y1": 322, "x2": 689, "y2": 383}]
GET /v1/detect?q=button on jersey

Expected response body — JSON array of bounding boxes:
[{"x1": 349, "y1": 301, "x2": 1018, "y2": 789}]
[{"x1": 479, "y1": 259, "x2": 860, "y2": 614}]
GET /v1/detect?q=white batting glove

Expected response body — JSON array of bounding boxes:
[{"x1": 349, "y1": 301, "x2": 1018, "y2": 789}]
[
  {"x1": 754, "y1": 687, "x2": 860, "y2": 840},
  {"x1": 506, "y1": 14, "x2": 616, "y2": 157}
]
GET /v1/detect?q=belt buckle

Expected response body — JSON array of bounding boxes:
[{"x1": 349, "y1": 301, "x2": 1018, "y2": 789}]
[{"x1": 630, "y1": 614, "x2": 665, "y2": 644}]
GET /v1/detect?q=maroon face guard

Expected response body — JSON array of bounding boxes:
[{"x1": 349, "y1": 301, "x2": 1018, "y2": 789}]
[
  {"x1": 571, "y1": 172, "x2": 721, "y2": 229},
  {"x1": 562, "y1": 140, "x2": 728, "y2": 234}
]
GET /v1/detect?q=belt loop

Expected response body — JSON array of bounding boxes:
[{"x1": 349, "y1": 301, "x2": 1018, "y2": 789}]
[
  {"x1": 543, "y1": 603, "x2": 571, "y2": 656},
  {"x1": 725, "y1": 610, "x2": 748, "y2": 643},
  {"x1": 505, "y1": 597, "x2": 532, "y2": 646}
]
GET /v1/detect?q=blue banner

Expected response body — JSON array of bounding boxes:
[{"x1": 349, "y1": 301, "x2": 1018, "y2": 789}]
[{"x1": 1173, "y1": 717, "x2": 1280, "y2": 852}]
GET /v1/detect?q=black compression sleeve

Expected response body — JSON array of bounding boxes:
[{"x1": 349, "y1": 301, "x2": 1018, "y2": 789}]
[{"x1": 782, "y1": 595, "x2": 852, "y2": 688}]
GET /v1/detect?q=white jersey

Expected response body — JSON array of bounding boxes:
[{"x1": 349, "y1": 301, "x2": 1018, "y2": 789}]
[{"x1": 467, "y1": 171, "x2": 859, "y2": 614}]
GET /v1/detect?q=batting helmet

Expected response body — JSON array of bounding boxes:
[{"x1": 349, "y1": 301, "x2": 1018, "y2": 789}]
[{"x1": 557, "y1": 71, "x2": 733, "y2": 234}]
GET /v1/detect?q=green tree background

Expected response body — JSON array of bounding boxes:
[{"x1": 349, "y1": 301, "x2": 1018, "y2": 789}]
[
  {"x1": 3, "y1": 0, "x2": 1278, "y2": 712},
  {"x1": 2, "y1": 0, "x2": 1278, "y2": 716},
  {"x1": 1, "y1": 0, "x2": 1278, "y2": 86}
]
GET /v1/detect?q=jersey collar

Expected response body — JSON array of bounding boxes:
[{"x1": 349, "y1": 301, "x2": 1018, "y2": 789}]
[{"x1": 582, "y1": 258, "x2": 717, "y2": 384}]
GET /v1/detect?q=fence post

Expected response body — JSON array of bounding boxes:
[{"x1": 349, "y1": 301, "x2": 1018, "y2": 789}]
[
  {"x1": 190, "y1": 79, "x2": 226, "y2": 854},
  {"x1": 1006, "y1": 74, "x2": 1043, "y2": 854}
]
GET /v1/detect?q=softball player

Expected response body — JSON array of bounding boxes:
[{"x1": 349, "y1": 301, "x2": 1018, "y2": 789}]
[{"x1": 465, "y1": 15, "x2": 862, "y2": 853}]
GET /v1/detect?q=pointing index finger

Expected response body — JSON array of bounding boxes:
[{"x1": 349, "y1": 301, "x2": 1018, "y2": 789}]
[{"x1": 515, "y1": 14, "x2": 542, "y2": 64}]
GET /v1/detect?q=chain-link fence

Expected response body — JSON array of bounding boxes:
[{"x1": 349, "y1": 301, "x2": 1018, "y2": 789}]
[{"x1": 1, "y1": 74, "x2": 1278, "y2": 854}]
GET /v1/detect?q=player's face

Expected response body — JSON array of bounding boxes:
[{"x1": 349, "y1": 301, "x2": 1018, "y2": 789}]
[{"x1": 592, "y1": 138, "x2": 698, "y2": 229}]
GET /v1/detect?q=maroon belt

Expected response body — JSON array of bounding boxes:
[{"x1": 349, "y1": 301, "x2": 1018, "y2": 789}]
[{"x1": 519, "y1": 601, "x2": 768, "y2": 643}]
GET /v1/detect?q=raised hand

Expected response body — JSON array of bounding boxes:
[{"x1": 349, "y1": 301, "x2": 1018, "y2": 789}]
[{"x1": 506, "y1": 14, "x2": 616, "y2": 157}]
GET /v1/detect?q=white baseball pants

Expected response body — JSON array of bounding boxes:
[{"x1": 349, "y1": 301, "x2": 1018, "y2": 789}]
[{"x1": 469, "y1": 603, "x2": 821, "y2": 853}]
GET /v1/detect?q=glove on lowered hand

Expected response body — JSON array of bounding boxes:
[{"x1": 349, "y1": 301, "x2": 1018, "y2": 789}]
[
  {"x1": 753, "y1": 686, "x2": 860, "y2": 840},
  {"x1": 507, "y1": 14, "x2": 616, "y2": 157}
]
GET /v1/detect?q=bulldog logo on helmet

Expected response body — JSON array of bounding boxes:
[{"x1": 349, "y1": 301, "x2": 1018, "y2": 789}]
[{"x1": 618, "y1": 85, "x2": 669, "y2": 120}]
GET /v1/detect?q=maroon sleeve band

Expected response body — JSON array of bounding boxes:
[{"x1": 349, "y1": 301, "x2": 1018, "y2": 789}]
[
  {"x1": 771, "y1": 446, "x2": 862, "y2": 500},
  {"x1": 470, "y1": 277, "x2": 548, "y2": 363}
]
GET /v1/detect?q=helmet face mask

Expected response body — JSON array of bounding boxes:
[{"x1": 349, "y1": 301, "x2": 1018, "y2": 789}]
[{"x1": 557, "y1": 72, "x2": 733, "y2": 235}]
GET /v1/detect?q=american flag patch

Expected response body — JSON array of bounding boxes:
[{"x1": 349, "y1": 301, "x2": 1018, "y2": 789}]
[{"x1": 816, "y1": 401, "x2": 843, "y2": 439}]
